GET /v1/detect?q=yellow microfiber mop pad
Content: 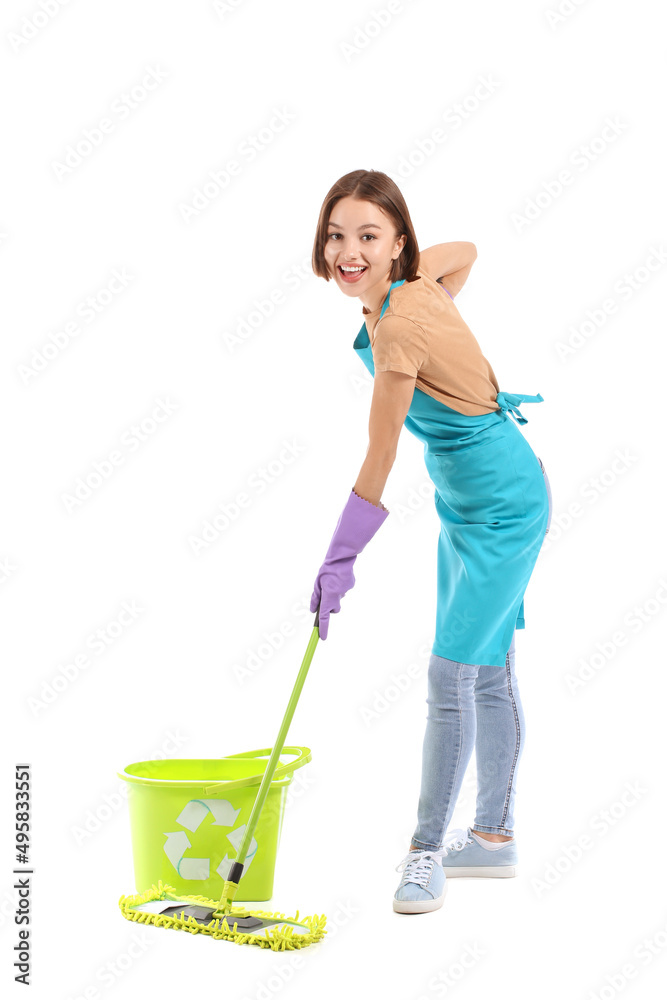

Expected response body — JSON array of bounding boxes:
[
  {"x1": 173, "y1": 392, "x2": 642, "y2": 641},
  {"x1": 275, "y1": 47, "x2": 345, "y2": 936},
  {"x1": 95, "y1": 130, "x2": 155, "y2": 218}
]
[{"x1": 119, "y1": 882, "x2": 327, "y2": 951}]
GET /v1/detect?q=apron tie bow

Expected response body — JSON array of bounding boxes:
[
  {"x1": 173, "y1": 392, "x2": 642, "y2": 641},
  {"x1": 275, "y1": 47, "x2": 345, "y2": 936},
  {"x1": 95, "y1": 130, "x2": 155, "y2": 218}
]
[{"x1": 496, "y1": 391, "x2": 544, "y2": 425}]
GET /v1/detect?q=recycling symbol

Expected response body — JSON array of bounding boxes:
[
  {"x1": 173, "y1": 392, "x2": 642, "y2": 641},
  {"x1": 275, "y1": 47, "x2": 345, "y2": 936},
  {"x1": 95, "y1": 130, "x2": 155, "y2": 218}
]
[{"x1": 163, "y1": 798, "x2": 258, "y2": 881}]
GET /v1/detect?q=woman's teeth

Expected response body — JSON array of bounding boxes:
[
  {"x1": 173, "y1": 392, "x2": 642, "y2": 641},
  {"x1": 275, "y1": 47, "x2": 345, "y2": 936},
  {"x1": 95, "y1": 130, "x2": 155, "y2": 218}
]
[{"x1": 339, "y1": 265, "x2": 367, "y2": 281}]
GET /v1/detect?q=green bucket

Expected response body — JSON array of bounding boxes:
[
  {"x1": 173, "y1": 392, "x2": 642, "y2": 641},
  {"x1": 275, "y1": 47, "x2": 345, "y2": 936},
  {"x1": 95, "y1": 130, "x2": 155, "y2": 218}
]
[{"x1": 119, "y1": 746, "x2": 311, "y2": 902}]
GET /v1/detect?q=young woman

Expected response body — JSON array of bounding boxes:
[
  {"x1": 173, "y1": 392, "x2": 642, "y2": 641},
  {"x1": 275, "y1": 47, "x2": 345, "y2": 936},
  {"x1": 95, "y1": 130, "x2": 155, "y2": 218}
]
[{"x1": 309, "y1": 170, "x2": 552, "y2": 915}]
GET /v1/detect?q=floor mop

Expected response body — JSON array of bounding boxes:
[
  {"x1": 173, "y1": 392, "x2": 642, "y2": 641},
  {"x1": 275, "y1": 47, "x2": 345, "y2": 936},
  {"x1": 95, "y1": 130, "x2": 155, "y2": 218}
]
[{"x1": 119, "y1": 605, "x2": 327, "y2": 950}]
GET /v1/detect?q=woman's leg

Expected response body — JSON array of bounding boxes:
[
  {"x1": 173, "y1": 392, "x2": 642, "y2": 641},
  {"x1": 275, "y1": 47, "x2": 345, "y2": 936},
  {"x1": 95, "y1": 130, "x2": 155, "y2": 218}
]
[
  {"x1": 472, "y1": 629, "x2": 525, "y2": 836},
  {"x1": 410, "y1": 655, "x2": 479, "y2": 851},
  {"x1": 470, "y1": 456, "x2": 550, "y2": 837},
  {"x1": 411, "y1": 458, "x2": 550, "y2": 849}
]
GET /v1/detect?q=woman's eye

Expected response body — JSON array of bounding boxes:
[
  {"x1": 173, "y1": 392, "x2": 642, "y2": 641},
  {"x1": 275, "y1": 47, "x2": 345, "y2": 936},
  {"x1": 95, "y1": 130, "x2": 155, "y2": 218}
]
[{"x1": 327, "y1": 233, "x2": 375, "y2": 240}]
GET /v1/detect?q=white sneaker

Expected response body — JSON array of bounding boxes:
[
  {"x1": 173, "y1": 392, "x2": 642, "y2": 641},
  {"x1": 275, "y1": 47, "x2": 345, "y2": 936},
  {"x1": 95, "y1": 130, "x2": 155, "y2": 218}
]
[
  {"x1": 440, "y1": 827, "x2": 518, "y2": 878},
  {"x1": 393, "y1": 848, "x2": 448, "y2": 913}
]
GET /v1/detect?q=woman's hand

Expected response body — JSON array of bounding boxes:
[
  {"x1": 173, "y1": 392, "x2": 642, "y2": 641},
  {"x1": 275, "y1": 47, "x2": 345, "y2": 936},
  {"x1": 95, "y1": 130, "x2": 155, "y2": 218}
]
[{"x1": 310, "y1": 488, "x2": 389, "y2": 639}]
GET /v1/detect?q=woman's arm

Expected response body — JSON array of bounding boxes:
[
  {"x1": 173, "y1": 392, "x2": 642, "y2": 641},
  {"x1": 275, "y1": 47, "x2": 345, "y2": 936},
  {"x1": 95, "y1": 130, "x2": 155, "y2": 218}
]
[
  {"x1": 353, "y1": 369, "x2": 417, "y2": 509},
  {"x1": 420, "y1": 241, "x2": 477, "y2": 298}
]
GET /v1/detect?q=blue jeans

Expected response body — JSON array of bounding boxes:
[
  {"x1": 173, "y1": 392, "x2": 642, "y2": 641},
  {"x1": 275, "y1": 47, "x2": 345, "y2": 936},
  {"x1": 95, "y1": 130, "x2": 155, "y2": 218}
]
[{"x1": 411, "y1": 458, "x2": 552, "y2": 847}]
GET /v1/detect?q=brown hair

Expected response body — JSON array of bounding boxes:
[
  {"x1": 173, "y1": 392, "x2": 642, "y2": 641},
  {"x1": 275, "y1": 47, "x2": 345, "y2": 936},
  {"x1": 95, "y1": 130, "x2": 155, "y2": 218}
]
[{"x1": 311, "y1": 169, "x2": 421, "y2": 284}]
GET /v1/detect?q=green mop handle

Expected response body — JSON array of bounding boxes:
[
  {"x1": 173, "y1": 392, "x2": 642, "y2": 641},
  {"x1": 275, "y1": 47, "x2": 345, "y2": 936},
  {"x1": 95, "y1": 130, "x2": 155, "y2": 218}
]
[{"x1": 223, "y1": 606, "x2": 321, "y2": 890}]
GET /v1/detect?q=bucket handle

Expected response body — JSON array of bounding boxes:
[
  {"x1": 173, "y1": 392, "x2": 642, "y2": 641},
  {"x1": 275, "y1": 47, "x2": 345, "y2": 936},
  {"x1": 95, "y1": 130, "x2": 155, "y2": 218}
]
[{"x1": 202, "y1": 745, "x2": 311, "y2": 795}]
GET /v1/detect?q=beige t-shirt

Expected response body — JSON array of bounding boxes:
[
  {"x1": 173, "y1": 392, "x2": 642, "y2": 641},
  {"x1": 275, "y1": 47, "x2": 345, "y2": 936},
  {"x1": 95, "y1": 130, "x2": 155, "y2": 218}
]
[{"x1": 361, "y1": 262, "x2": 500, "y2": 416}]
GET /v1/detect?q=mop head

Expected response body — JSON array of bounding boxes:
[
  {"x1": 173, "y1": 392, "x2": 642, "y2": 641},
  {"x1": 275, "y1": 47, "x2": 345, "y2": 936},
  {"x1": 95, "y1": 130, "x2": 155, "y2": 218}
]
[{"x1": 119, "y1": 882, "x2": 327, "y2": 950}]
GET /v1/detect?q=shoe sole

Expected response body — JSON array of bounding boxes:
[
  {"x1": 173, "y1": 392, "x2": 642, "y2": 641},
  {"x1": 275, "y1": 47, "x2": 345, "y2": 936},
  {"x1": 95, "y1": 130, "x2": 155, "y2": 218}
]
[
  {"x1": 442, "y1": 865, "x2": 517, "y2": 878},
  {"x1": 393, "y1": 883, "x2": 448, "y2": 913}
]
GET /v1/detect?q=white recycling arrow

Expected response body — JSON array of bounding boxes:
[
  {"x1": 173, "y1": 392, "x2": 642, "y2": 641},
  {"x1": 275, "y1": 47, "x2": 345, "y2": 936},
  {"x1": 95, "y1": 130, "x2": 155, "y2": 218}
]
[
  {"x1": 216, "y1": 824, "x2": 258, "y2": 880},
  {"x1": 163, "y1": 831, "x2": 190, "y2": 869},
  {"x1": 163, "y1": 830, "x2": 209, "y2": 880},
  {"x1": 165, "y1": 800, "x2": 257, "y2": 883},
  {"x1": 179, "y1": 856, "x2": 210, "y2": 880},
  {"x1": 205, "y1": 799, "x2": 241, "y2": 827},
  {"x1": 176, "y1": 798, "x2": 241, "y2": 832}
]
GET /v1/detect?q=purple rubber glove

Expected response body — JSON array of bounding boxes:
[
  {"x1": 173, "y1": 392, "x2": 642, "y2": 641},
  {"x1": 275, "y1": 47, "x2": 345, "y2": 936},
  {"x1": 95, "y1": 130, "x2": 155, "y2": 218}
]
[{"x1": 310, "y1": 487, "x2": 389, "y2": 640}]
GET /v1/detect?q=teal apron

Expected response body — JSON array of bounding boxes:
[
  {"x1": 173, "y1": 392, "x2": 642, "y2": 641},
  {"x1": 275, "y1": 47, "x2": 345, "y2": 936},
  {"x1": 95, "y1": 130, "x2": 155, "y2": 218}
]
[{"x1": 353, "y1": 279, "x2": 550, "y2": 667}]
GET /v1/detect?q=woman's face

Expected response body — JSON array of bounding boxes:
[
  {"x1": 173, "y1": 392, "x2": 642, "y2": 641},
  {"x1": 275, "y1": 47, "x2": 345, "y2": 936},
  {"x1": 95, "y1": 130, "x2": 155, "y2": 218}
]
[{"x1": 324, "y1": 196, "x2": 406, "y2": 303}]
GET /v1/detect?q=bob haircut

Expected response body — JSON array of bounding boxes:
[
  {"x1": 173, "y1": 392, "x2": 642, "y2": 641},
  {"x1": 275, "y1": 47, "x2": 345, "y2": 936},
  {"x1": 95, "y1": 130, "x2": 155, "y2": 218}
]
[{"x1": 311, "y1": 169, "x2": 421, "y2": 285}]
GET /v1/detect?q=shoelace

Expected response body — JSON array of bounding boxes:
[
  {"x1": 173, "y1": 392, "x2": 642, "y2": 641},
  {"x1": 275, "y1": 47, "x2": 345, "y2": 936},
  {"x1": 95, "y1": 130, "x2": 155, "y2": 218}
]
[
  {"x1": 442, "y1": 827, "x2": 475, "y2": 852},
  {"x1": 395, "y1": 828, "x2": 476, "y2": 885},
  {"x1": 395, "y1": 849, "x2": 447, "y2": 887}
]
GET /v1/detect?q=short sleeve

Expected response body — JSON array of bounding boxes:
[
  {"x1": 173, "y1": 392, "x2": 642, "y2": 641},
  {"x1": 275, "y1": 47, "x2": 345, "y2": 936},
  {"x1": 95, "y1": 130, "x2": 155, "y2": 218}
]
[{"x1": 372, "y1": 315, "x2": 429, "y2": 377}]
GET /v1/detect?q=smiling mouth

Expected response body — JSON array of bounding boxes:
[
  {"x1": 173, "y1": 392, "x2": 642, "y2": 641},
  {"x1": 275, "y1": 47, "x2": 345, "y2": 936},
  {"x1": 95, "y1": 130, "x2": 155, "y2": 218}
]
[{"x1": 338, "y1": 265, "x2": 367, "y2": 282}]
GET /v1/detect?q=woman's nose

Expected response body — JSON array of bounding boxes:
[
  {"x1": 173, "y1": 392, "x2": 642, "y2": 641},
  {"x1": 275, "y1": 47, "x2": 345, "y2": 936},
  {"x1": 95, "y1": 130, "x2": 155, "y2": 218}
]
[{"x1": 341, "y1": 240, "x2": 362, "y2": 257}]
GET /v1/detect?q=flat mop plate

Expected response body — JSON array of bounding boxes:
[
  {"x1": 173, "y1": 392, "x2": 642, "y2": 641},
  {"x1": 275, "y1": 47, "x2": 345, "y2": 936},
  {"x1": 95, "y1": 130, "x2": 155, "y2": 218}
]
[{"x1": 119, "y1": 883, "x2": 327, "y2": 950}]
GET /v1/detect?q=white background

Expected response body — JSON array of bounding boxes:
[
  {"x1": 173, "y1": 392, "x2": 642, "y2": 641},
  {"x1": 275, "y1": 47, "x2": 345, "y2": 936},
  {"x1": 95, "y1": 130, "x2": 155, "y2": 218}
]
[{"x1": 3, "y1": 1, "x2": 666, "y2": 997}]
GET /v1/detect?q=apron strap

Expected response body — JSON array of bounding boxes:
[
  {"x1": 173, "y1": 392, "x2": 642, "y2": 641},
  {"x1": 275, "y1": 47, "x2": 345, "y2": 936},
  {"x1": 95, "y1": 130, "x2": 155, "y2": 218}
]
[
  {"x1": 379, "y1": 279, "x2": 406, "y2": 320},
  {"x1": 496, "y1": 391, "x2": 544, "y2": 425}
]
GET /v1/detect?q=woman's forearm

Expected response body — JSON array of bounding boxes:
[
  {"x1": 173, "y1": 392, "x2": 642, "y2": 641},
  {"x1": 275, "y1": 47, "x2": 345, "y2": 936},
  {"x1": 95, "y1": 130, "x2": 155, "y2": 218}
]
[
  {"x1": 353, "y1": 449, "x2": 395, "y2": 511},
  {"x1": 421, "y1": 241, "x2": 477, "y2": 279},
  {"x1": 441, "y1": 241, "x2": 477, "y2": 276}
]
